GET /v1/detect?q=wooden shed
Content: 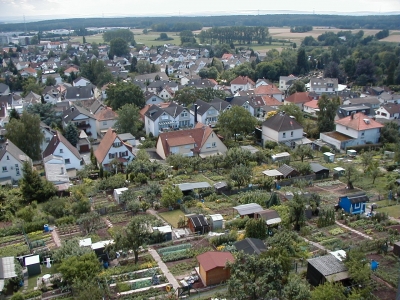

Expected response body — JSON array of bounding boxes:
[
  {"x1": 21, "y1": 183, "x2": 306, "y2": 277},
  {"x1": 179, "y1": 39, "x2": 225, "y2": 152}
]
[
  {"x1": 196, "y1": 251, "x2": 234, "y2": 286},
  {"x1": 25, "y1": 255, "x2": 41, "y2": 277},
  {"x1": 234, "y1": 238, "x2": 266, "y2": 256},
  {"x1": 306, "y1": 254, "x2": 349, "y2": 287},
  {"x1": 393, "y1": 241, "x2": 400, "y2": 257},
  {"x1": 186, "y1": 214, "x2": 210, "y2": 234},
  {"x1": 233, "y1": 203, "x2": 263, "y2": 219},
  {"x1": 310, "y1": 162, "x2": 330, "y2": 179}
]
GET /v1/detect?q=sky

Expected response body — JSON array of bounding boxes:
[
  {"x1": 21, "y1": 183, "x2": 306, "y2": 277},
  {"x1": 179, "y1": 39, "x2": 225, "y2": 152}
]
[{"x1": 0, "y1": 0, "x2": 399, "y2": 21}]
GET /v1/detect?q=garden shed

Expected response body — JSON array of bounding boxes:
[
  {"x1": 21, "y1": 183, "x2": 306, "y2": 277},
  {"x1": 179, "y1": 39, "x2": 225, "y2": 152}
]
[
  {"x1": 25, "y1": 255, "x2": 41, "y2": 277},
  {"x1": 310, "y1": 162, "x2": 330, "y2": 179},
  {"x1": 323, "y1": 152, "x2": 335, "y2": 163},
  {"x1": 306, "y1": 254, "x2": 349, "y2": 286},
  {"x1": 276, "y1": 164, "x2": 299, "y2": 179},
  {"x1": 196, "y1": 251, "x2": 234, "y2": 286},
  {"x1": 234, "y1": 238, "x2": 266, "y2": 255},
  {"x1": 0, "y1": 257, "x2": 18, "y2": 291},
  {"x1": 333, "y1": 167, "x2": 345, "y2": 177},
  {"x1": 177, "y1": 182, "x2": 212, "y2": 196},
  {"x1": 338, "y1": 192, "x2": 369, "y2": 215},
  {"x1": 152, "y1": 225, "x2": 172, "y2": 241},
  {"x1": 255, "y1": 209, "x2": 281, "y2": 226},
  {"x1": 233, "y1": 203, "x2": 263, "y2": 218},
  {"x1": 271, "y1": 152, "x2": 290, "y2": 162},
  {"x1": 186, "y1": 214, "x2": 210, "y2": 234},
  {"x1": 113, "y1": 187, "x2": 128, "y2": 204},
  {"x1": 91, "y1": 240, "x2": 114, "y2": 257},
  {"x1": 393, "y1": 241, "x2": 400, "y2": 257},
  {"x1": 213, "y1": 181, "x2": 228, "y2": 194},
  {"x1": 209, "y1": 214, "x2": 224, "y2": 231},
  {"x1": 347, "y1": 149, "x2": 357, "y2": 157}
]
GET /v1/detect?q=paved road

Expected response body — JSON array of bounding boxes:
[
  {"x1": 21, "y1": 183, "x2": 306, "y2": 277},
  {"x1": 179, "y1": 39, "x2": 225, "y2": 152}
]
[
  {"x1": 148, "y1": 248, "x2": 180, "y2": 290},
  {"x1": 335, "y1": 221, "x2": 373, "y2": 240}
]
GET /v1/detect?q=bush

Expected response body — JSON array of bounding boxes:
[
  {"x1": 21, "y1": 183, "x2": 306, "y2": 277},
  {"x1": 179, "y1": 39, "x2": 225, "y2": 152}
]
[
  {"x1": 55, "y1": 216, "x2": 76, "y2": 226},
  {"x1": 225, "y1": 216, "x2": 249, "y2": 230},
  {"x1": 23, "y1": 290, "x2": 42, "y2": 299},
  {"x1": 210, "y1": 231, "x2": 238, "y2": 247},
  {"x1": 265, "y1": 141, "x2": 278, "y2": 150}
]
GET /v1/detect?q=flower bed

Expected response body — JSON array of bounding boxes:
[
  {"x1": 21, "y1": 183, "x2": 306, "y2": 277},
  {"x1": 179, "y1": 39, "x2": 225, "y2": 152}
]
[
  {"x1": 0, "y1": 242, "x2": 30, "y2": 257},
  {"x1": 0, "y1": 234, "x2": 25, "y2": 246},
  {"x1": 108, "y1": 268, "x2": 160, "y2": 284}
]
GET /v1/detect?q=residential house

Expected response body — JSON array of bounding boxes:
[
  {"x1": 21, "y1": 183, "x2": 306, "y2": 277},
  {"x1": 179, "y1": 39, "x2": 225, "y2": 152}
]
[
  {"x1": 64, "y1": 66, "x2": 79, "y2": 77},
  {"x1": 147, "y1": 80, "x2": 178, "y2": 94},
  {"x1": 309, "y1": 77, "x2": 338, "y2": 94},
  {"x1": 40, "y1": 122, "x2": 57, "y2": 153},
  {"x1": 191, "y1": 98, "x2": 230, "y2": 127},
  {"x1": 19, "y1": 67, "x2": 37, "y2": 78},
  {"x1": 42, "y1": 73, "x2": 63, "y2": 85},
  {"x1": 233, "y1": 238, "x2": 267, "y2": 255},
  {"x1": 230, "y1": 76, "x2": 255, "y2": 94},
  {"x1": 89, "y1": 99, "x2": 106, "y2": 115},
  {"x1": 16, "y1": 61, "x2": 30, "y2": 71},
  {"x1": 306, "y1": 254, "x2": 349, "y2": 287},
  {"x1": 255, "y1": 78, "x2": 272, "y2": 88},
  {"x1": 375, "y1": 104, "x2": 400, "y2": 120},
  {"x1": 43, "y1": 155, "x2": 70, "y2": 192},
  {"x1": 254, "y1": 84, "x2": 284, "y2": 102},
  {"x1": 156, "y1": 123, "x2": 227, "y2": 159},
  {"x1": 94, "y1": 128, "x2": 135, "y2": 171},
  {"x1": 303, "y1": 100, "x2": 319, "y2": 115},
  {"x1": 342, "y1": 96, "x2": 381, "y2": 109},
  {"x1": 64, "y1": 86, "x2": 95, "y2": 102},
  {"x1": 229, "y1": 96, "x2": 265, "y2": 118},
  {"x1": 0, "y1": 139, "x2": 32, "y2": 184},
  {"x1": 279, "y1": 75, "x2": 298, "y2": 91},
  {"x1": 0, "y1": 83, "x2": 10, "y2": 96},
  {"x1": 144, "y1": 92, "x2": 164, "y2": 106},
  {"x1": 262, "y1": 113, "x2": 304, "y2": 147},
  {"x1": 95, "y1": 106, "x2": 118, "y2": 137},
  {"x1": 284, "y1": 92, "x2": 312, "y2": 109},
  {"x1": 62, "y1": 105, "x2": 98, "y2": 139},
  {"x1": 42, "y1": 131, "x2": 84, "y2": 171},
  {"x1": 186, "y1": 79, "x2": 218, "y2": 90},
  {"x1": 319, "y1": 112, "x2": 383, "y2": 150},
  {"x1": 42, "y1": 86, "x2": 62, "y2": 104},
  {"x1": 336, "y1": 104, "x2": 372, "y2": 120},
  {"x1": 337, "y1": 192, "x2": 369, "y2": 215},
  {"x1": 73, "y1": 77, "x2": 91, "y2": 87},
  {"x1": 196, "y1": 251, "x2": 234, "y2": 286},
  {"x1": 144, "y1": 103, "x2": 194, "y2": 137}
]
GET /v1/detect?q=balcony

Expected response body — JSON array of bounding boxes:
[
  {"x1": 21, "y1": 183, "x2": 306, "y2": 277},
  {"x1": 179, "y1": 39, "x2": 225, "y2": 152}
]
[{"x1": 76, "y1": 122, "x2": 91, "y2": 129}]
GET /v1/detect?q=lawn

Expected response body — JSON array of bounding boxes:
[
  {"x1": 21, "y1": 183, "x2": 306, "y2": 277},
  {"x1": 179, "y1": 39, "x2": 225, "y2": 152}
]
[
  {"x1": 27, "y1": 263, "x2": 59, "y2": 291},
  {"x1": 135, "y1": 32, "x2": 181, "y2": 47},
  {"x1": 158, "y1": 210, "x2": 185, "y2": 228},
  {"x1": 377, "y1": 205, "x2": 400, "y2": 218}
]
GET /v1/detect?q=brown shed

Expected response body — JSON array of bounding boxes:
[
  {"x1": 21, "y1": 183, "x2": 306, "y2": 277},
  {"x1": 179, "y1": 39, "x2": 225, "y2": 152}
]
[
  {"x1": 393, "y1": 241, "x2": 400, "y2": 257},
  {"x1": 196, "y1": 251, "x2": 234, "y2": 286}
]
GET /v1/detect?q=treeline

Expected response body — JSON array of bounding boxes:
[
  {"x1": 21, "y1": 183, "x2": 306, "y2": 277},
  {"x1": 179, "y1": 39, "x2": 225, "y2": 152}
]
[
  {"x1": 290, "y1": 25, "x2": 313, "y2": 33},
  {"x1": 103, "y1": 29, "x2": 135, "y2": 44},
  {"x1": 150, "y1": 22, "x2": 202, "y2": 32},
  {"x1": 198, "y1": 26, "x2": 268, "y2": 45},
  {"x1": 375, "y1": 29, "x2": 389, "y2": 40},
  {"x1": 2, "y1": 14, "x2": 400, "y2": 32}
]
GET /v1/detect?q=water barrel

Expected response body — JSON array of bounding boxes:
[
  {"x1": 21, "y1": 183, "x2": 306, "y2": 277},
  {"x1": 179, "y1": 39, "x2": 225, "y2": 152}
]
[{"x1": 44, "y1": 224, "x2": 49, "y2": 232}]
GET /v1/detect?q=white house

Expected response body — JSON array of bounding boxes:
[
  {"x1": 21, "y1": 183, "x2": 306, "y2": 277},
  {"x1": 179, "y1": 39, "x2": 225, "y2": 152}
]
[
  {"x1": 191, "y1": 98, "x2": 231, "y2": 127},
  {"x1": 144, "y1": 93, "x2": 164, "y2": 106},
  {"x1": 94, "y1": 106, "x2": 118, "y2": 137},
  {"x1": 42, "y1": 131, "x2": 84, "y2": 170},
  {"x1": 0, "y1": 140, "x2": 32, "y2": 184},
  {"x1": 144, "y1": 103, "x2": 194, "y2": 137},
  {"x1": 73, "y1": 77, "x2": 91, "y2": 87},
  {"x1": 309, "y1": 77, "x2": 338, "y2": 94},
  {"x1": 303, "y1": 100, "x2": 320, "y2": 115},
  {"x1": 320, "y1": 112, "x2": 384, "y2": 150},
  {"x1": 94, "y1": 128, "x2": 135, "y2": 171},
  {"x1": 230, "y1": 76, "x2": 255, "y2": 94},
  {"x1": 40, "y1": 122, "x2": 57, "y2": 154},
  {"x1": 43, "y1": 155, "x2": 70, "y2": 191},
  {"x1": 63, "y1": 105, "x2": 98, "y2": 140},
  {"x1": 0, "y1": 83, "x2": 10, "y2": 96},
  {"x1": 375, "y1": 104, "x2": 400, "y2": 120},
  {"x1": 262, "y1": 113, "x2": 305, "y2": 148},
  {"x1": 279, "y1": 75, "x2": 298, "y2": 91}
]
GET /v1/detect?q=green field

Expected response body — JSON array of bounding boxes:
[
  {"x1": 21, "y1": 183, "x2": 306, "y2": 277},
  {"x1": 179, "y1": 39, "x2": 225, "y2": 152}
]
[
  {"x1": 377, "y1": 205, "x2": 400, "y2": 218},
  {"x1": 158, "y1": 210, "x2": 185, "y2": 228}
]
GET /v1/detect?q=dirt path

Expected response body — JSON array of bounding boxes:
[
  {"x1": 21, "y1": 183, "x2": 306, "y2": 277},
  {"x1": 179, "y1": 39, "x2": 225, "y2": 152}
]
[
  {"x1": 300, "y1": 236, "x2": 327, "y2": 251},
  {"x1": 148, "y1": 248, "x2": 180, "y2": 290},
  {"x1": 335, "y1": 221, "x2": 373, "y2": 240},
  {"x1": 51, "y1": 228, "x2": 61, "y2": 248}
]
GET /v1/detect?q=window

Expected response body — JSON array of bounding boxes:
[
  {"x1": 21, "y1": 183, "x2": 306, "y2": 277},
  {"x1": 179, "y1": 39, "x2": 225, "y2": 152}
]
[
  {"x1": 283, "y1": 133, "x2": 286, "y2": 138},
  {"x1": 361, "y1": 132, "x2": 365, "y2": 136},
  {"x1": 113, "y1": 142, "x2": 121, "y2": 147},
  {"x1": 2, "y1": 166, "x2": 7, "y2": 172},
  {"x1": 291, "y1": 131, "x2": 293, "y2": 137},
  {"x1": 6, "y1": 155, "x2": 9, "y2": 160},
  {"x1": 103, "y1": 121, "x2": 107, "y2": 125},
  {"x1": 212, "y1": 142, "x2": 216, "y2": 148},
  {"x1": 65, "y1": 159, "x2": 70, "y2": 164},
  {"x1": 206, "y1": 143, "x2": 211, "y2": 148},
  {"x1": 181, "y1": 112, "x2": 188, "y2": 117},
  {"x1": 60, "y1": 149, "x2": 63, "y2": 153},
  {"x1": 45, "y1": 137, "x2": 50, "y2": 142},
  {"x1": 152, "y1": 98, "x2": 156, "y2": 102}
]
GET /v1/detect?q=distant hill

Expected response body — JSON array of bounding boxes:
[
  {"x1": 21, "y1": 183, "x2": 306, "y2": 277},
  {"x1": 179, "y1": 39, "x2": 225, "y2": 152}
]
[{"x1": 0, "y1": 14, "x2": 399, "y2": 32}]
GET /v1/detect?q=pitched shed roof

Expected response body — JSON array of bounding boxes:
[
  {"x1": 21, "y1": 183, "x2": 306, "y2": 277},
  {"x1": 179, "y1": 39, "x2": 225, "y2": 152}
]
[
  {"x1": 233, "y1": 203, "x2": 263, "y2": 216},
  {"x1": 307, "y1": 254, "x2": 348, "y2": 277},
  {"x1": 342, "y1": 192, "x2": 369, "y2": 204},
  {"x1": 197, "y1": 251, "x2": 234, "y2": 272},
  {"x1": 234, "y1": 238, "x2": 266, "y2": 255},
  {"x1": 187, "y1": 214, "x2": 209, "y2": 228},
  {"x1": 310, "y1": 162, "x2": 329, "y2": 173},
  {"x1": 262, "y1": 113, "x2": 303, "y2": 132},
  {"x1": 277, "y1": 164, "x2": 297, "y2": 177},
  {"x1": 177, "y1": 182, "x2": 211, "y2": 191}
]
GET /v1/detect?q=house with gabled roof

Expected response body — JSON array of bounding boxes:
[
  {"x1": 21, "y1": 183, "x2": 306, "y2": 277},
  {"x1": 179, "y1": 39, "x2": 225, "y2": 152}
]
[
  {"x1": 279, "y1": 75, "x2": 298, "y2": 91},
  {"x1": 95, "y1": 106, "x2": 118, "y2": 137},
  {"x1": 0, "y1": 83, "x2": 10, "y2": 96},
  {"x1": 42, "y1": 86, "x2": 62, "y2": 104},
  {"x1": 144, "y1": 92, "x2": 164, "y2": 106},
  {"x1": 42, "y1": 131, "x2": 84, "y2": 171},
  {"x1": 320, "y1": 112, "x2": 383, "y2": 150},
  {"x1": 307, "y1": 254, "x2": 349, "y2": 286},
  {"x1": 73, "y1": 77, "x2": 91, "y2": 87},
  {"x1": 309, "y1": 77, "x2": 338, "y2": 94},
  {"x1": 303, "y1": 100, "x2": 320, "y2": 115},
  {"x1": 375, "y1": 103, "x2": 400, "y2": 120},
  {"x1": 190, "y1": 98, "x2": 230, "y2": 127},
  {"x1": 196, "y1": 251, "x2": 234, "y2": 286},
  {"x1": 94, "y1": 128, "x2": 135, "y2": 171},
  {"x1": 284, "y1": 92, "x2": 312, "y2": 108},
  {"x1": 64, "y1": 85, "x2": 95, "y2": 102},
  {"x1": 144, "y1": 103, "x2": 194, "y2": 137},
  {"x1": 277, "y1": 164, "x2": 299, "y2": 179},
  {"x1": 62, "y1": 105, "x2": 97, "y2": 139},
  {"x1": 262, "y1": 112, "x2": 304, "y2": 147},
  {"x1": 0, "y1": 139, "x2": 32, "y2": 184},
  {"x1": 155, "y1": 123, "x2": 227, "y2": 159},
  {"x1": 229, "y1": 95, "x2": 265, "y2": 117},
  {"x1": 230, "y1": 76, "x2": 255, "y2": 94},
  {"x1": 254, "y1": 84, "x2": 284, "y2": 102}
]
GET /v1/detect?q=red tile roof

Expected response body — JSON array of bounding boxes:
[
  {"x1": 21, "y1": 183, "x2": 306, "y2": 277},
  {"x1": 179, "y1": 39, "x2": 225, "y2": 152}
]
[
  {"x1": 304, "y1": 100, "x2": 319, "y2": 109},
  {"x1": 284, "y1": 92, "x2": 311, "y2": 104},
  {"x1": 261, "y1": 95, "x2": 283, "y2": 106},
  {"x1": 230, "y1": 76, "x2": 255, "y2": 86},
  {"x1": 95, "y1": 107, "x2": 118, "y2": 121},
  {"x1": 197, "y1": 251, "x2": 234, "y2": 272},
  {"x1": 254, "y1": 84, "x2": 282, "y2": 95},
  {"x1": 335, "y1": 112, "x2": 384, "y2": 131},
  {"x1": 95, "y1": 128, "x2": 132, "y2": 163}
]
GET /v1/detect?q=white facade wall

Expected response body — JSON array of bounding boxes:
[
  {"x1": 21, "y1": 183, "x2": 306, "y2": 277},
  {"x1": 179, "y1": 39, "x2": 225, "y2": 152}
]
[
  {"x1": 53, "y1": 143, "x2": 82, "y2": 170},
  {"x1": 0, "y1": 153, "x2": 25, "y2": 181},
  {"x1": 262, "y1": 127, "x2": 303, "y2": 143},
  {"x1": 101, "y1": 137, "x2": 134, "y2": 169}
]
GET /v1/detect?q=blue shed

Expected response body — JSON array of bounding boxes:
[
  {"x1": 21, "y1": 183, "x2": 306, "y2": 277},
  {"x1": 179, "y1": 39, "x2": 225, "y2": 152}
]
[{"x1": 338, "y1": 192, "x2": 369, "y2": 215}]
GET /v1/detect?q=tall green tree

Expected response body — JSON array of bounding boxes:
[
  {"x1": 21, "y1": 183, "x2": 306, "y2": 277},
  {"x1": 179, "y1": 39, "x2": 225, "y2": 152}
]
[
  {"x1": 245, "y1": 218, "x2": 266, "y2": 239},
  {"x1": 5, "y1": 112, "x2": 43, "y2": 160},
  {"x1": 160, "y1": 185, "x2": 183, "y2": 208},
  {"x1": 22, "y1": 76, "x2": 42, "y2": 97},
  {"x1": 106, "y1": 81, "x2": 145, "y2": 110},
  {"x1": 282, "y1": 274, "x2": 312, "y2": 300},
  {"x1": 296, "y1": 48, "x2": 309, "y2": 74},
  {"x1": 114, "y1": 103, "x2": 142, "y2": 136},
  {"x1": 225, "y1": 147, "x2": 252, "y2": 166},
  {"x1": 26, "y1": 103, "x2": 61, "y2": 127},
  {"x1": 109, "y1": 38, "x2": 129, "y2": 57},
  {"x1": 230, "y1": 164, "x2": 253, "y2": 189},
  {"x1": 288, "y1": 193, "x2": 306, "y2": 231},
  {"x1": 343, "y1": 163, "x2": 358, "y2": 189},
  {"x1": 64, "y1": 122, "x2": 79, "y2": 147},
  {"x1": 227, "y1": 252, "x2": 284, "y2": 300},
  {"x1": 380, "y1": 121, "x2": 400, "y2": 144},
  {"x1": 278, "y1": 103, "x2": 304, "y2": 125},
  {"x1": 59, "y1": 252, "x2": 100, "y2": 284},
  {"x1": 217, "y1": 106, "x2": 257, "y2": 141},
  {"x1": 316, "y1": 95, "x2": 340, "y2": 133},
  {"x1": 293, "y1": 144, "x2": 314, "y2": 162},
  {"x1": 311, "y1": 281, "x2": 346, "y2": 300},
  {"x1": 288, "y1": 80, "x2": 306, "y2": 95},
  {"x1": 103, "y1": 29, "x2": 135, "y2": 44},
  {"x1": 80, "y1": 59, "x2": 113, "y2": 87}
]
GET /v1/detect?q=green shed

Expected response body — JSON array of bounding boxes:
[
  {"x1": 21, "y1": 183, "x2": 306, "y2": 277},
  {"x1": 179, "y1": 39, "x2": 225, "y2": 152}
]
[{"x1": 25, "y1": 255, "x2": 41, "y2": 277}]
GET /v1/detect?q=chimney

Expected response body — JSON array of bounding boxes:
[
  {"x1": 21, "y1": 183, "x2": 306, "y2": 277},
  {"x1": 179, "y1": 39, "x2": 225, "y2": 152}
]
[
  {"x1": 194, "y1": 104, "x2": 198, "y2": 124},
  {"x1": 71, "y1": 106, "x2": 75, "y2": 111},
  {"x1": 351, "y1": 112, "x2": 355, "y2": 119}
]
